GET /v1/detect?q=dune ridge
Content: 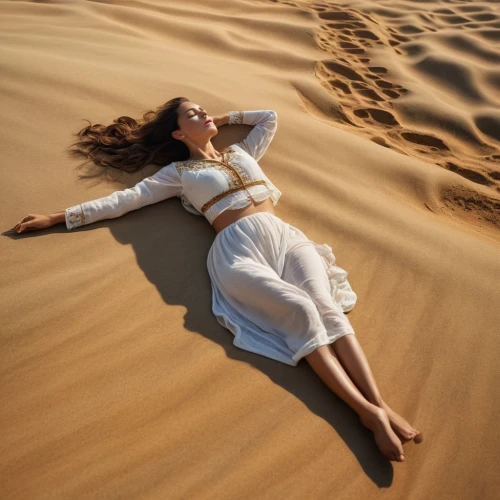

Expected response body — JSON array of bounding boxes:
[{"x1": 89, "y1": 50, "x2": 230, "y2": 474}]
[{"x1": 274, "y1": 0, "x2": 500, "y2": 238}]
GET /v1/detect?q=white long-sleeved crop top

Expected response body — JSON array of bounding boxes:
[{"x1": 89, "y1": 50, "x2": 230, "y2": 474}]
[{"x1": 65, "y1": 110, "x2": 282, "y2": 229}]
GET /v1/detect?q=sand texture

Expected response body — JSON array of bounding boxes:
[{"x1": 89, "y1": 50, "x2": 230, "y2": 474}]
[{"x1": 1, "y1": 0, "x2": 499, "y2": 498}]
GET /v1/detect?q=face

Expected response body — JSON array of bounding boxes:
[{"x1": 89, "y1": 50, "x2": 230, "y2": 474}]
[{"x1": 173, "y1": 101, "x2": 217, "y2": 143}]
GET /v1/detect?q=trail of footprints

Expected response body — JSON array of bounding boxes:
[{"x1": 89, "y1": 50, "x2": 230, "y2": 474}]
[{"x1": 269, "y1": 0, "x2": 500, "y2": 229}]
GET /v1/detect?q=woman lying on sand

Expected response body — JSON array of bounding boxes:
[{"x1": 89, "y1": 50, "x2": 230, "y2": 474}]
[{"x1": 12, "y1": 97, "x2": 422, "y2": 462}]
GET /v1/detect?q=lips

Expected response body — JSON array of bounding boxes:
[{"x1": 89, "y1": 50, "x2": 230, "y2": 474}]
[{"x1": 205, "y1": 119, "x2": 212, "y2": 126}]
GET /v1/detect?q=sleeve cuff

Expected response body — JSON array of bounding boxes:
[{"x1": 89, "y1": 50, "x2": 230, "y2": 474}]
[
  {"x1": 228, "y1": 110, "x2": 244, "y2": 125},
  {"x1": 65, "y1": 204, "x2": 86, "y2": 230}
]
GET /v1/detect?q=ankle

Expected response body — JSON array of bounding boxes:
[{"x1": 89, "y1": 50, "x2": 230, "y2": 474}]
[
  {"x1": 359, "y1": 402, "x2": 385, "y2": 420},
  {"x1": 366, "y1": 395, "x2": 386, "y2": 409},
  {"x1": 358, "y1": 389, "x2": 385, "y2": 408},
  {"x1": 378, "y1": 399, "x2": 390, "y2": 411}
]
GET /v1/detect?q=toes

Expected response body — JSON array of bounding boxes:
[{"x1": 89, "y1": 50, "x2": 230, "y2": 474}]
[
  {"x1": 396, "y1": 426, "x2": 419, "y2": 443},
  {"x1": 398, "y1": 431, "x2": 413, "y2": 443},
  {"x1": 403, "y1": 432, "x2": 413, "y2": 441},
  {"x1": 390, "y1": 451, "x2": 403, "y2": 462},
  {"x1": 387, "y1": 451, "x2": 405, "y2": 462},
  {"x1": 413, "y1": 432, "x2": 423, "y2": 444}
]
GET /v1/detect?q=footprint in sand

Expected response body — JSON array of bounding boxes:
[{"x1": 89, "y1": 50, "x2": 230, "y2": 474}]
[{"x1": 270, "y1": 0, "x2": 500, "y2": 230}]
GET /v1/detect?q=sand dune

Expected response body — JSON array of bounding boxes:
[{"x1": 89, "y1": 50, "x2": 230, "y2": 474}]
[
  {"x1": 1, "y1": 0, "x2": 499, "y2": 498},
  {"x1": 296, "y1": 0, "x2": 500, "y2": 238}
]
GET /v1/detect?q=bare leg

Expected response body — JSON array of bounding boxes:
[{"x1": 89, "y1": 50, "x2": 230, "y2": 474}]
[
  {"x1": 331, "y1": 335, "x2": 422, "y2": 443},
  {"x1": 278, "y1": 238, "x2": 419, "y2": 450},
  {"x1": 304, "y1": 344, "x2": 405, "y2": 462}
]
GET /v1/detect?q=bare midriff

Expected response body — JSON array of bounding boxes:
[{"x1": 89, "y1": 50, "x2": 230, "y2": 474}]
[{"x1": 212, "y1": 197, "x2": 275, "y2": 234}]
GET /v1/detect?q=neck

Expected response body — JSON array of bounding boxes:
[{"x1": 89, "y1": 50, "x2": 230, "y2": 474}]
[{"x1": 188, "y1": 145, "x2": 221, "y2": 161}]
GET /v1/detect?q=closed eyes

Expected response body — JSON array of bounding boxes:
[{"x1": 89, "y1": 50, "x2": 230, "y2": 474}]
[{"x1": 188, "y1": 108, "x2": 206, "y2": 118}]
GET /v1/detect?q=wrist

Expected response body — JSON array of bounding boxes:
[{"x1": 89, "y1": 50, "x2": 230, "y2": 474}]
[
  {"x1": 214, "y1": 113, "x2": 230, "y2": 127},
  {"x1": 48, "y1": 211, "x2": 66, "y2": 226}
]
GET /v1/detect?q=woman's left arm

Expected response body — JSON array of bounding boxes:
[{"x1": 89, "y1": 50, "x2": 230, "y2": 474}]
[{"x1": 227, "y1": 110, "x2": 278, "y2": 162}]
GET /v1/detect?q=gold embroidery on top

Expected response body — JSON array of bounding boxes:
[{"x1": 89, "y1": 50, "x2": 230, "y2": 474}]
[
  {"x1": 66, "y1": 204, "x2": 86, "y2": 229},
  {"x1": 201, "y1": 180, "x2": 267, "y2": 213},
  {"x1": 175, "y1": 147, "x2": 251, "y2": 189},
  {"x1": 175, "y1": 146, "x2": 269, "y2": 214}
]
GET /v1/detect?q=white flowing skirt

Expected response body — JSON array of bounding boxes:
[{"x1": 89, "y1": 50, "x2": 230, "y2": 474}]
[{"x1": 207, "y1": 212, "x2": 358, "y2": 366}]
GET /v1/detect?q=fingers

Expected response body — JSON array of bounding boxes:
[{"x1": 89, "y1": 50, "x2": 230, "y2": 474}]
[
  {"x1": 12, "y1": 215, "x2": 35, "y2": 233},
  {"x1": 19, "y1": 222, "x2": 38, "y2": 232},
  {"x1": 12, "y1": 215, "x2": 30, "y2": 228}
]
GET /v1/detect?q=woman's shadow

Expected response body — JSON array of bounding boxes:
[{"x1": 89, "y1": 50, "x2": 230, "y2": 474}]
[{"x1": 5, "y1": 129, "x2": 395, "y2": 485}]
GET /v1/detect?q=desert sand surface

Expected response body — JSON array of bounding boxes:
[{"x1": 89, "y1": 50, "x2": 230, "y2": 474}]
[{"x1": 1, "y1": 0, "x2": 499, "y2": 498}]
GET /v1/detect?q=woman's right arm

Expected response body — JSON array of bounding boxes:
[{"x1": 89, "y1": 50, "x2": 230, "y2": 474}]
[{"x1": 12, "y1": 163, "x2": 183, "y2": 233}]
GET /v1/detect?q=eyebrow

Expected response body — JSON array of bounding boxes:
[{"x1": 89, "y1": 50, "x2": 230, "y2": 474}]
[{"x1": 184, "y1": 106, "x2": 204, "y2": 115}]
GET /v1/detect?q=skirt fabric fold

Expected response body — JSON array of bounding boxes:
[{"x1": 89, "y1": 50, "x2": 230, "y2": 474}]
[{"x1": 207, "y1": 212, "x2": 357, "y2": 366}]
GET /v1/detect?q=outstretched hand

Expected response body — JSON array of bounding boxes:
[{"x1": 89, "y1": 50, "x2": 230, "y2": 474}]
[{"x1": 11, "y1": 214, "x2": 54, "y2": 234}]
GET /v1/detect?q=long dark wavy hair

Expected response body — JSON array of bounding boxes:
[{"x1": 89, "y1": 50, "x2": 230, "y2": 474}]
[{"x1": 68, "y1": 97, "x2": 191, "y2": 177}]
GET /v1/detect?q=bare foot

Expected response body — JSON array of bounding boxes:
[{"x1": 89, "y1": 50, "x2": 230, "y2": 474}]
[
  {"x1": 359, "y1": 406, "x2": 405, "y2": 462},
  {"x1": 381, "y1": 401, "x2": 423, "y2": 444}
]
